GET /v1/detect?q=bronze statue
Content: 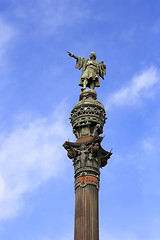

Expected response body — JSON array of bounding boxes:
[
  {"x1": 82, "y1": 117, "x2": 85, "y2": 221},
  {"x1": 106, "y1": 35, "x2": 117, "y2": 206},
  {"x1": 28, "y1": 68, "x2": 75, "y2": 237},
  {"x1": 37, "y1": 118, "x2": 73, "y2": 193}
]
[{"x1": 67, "y1": 51, "x2": 106, "y2": 90}]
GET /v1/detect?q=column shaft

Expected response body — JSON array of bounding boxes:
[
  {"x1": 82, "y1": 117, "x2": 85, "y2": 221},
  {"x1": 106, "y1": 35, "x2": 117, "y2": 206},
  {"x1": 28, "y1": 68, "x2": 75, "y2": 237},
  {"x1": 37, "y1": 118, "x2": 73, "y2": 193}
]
[{"x1": 74, "y1": 185, "x2": 99, "y2": 240}]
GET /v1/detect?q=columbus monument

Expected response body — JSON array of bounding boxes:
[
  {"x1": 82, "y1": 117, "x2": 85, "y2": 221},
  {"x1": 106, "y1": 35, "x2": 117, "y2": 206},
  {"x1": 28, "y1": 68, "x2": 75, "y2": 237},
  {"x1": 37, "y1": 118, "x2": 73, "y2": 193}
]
[{"x1": 63, "y1": 51, "x2": 112, "y2": 240}]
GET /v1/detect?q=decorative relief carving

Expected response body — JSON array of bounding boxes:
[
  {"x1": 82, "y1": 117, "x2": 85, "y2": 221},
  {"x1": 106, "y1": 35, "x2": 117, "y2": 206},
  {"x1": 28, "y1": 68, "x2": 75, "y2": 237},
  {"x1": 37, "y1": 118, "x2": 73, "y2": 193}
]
[
  {"x1": 63, "y1": 89, "x2": 112, "y2": 190},
  {"x1": 70, "y1": 101, "x2": 107, "y2": 138},
  {"x1": 63, "y1": 135, "x2": 112, "y2": 189},
  {"x1": 75, "y1": 173, "x2": 99, "y2": 190}
]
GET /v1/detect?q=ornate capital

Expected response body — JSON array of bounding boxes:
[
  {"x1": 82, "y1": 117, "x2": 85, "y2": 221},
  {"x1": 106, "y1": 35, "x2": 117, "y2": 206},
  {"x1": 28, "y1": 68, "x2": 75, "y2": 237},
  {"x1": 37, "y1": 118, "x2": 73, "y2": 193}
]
[{"x1": 63, "y1": 89, "x2": 112, "y2": 190}]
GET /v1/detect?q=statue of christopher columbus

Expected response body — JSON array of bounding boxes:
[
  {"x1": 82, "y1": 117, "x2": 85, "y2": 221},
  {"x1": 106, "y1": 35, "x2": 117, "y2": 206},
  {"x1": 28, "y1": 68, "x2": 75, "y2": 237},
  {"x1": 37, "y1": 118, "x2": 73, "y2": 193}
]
[{"x1": 67, "y1": 51, "x2": 106, "y2": 90}]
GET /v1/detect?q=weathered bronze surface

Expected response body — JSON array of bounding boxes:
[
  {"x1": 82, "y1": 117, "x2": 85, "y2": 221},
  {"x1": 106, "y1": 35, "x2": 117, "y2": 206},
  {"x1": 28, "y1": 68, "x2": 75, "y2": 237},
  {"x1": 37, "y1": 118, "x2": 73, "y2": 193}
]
[
  {"x1": 67, "y1": 51, "x2": 106, "y2": 90},
  {"x1": 63, "y1": 54, "x2": 112, "y2": 240}
]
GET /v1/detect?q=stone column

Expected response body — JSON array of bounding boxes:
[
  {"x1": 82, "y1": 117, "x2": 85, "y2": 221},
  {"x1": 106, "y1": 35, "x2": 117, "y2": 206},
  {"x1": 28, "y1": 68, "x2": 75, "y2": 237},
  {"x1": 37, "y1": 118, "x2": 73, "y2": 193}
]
[
  {"x1": 74, "y1": 184, "x2": 99, "y2": 240},
  {"x1": 63, "y1": 89, "x2": 112, "y2": 240}
]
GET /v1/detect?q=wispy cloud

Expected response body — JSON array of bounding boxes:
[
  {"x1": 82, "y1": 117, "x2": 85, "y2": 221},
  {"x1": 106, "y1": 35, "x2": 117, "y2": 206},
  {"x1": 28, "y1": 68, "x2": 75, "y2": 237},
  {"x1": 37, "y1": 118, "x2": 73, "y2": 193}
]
[
  {"x1": 124, "y1": 126, "x2": 160, "y2": 197},
  {"x1": 107, "y1": 66, "x2": 160, "y2": 107},
  {"x1": 0, "y1": 18, "x2": 16, "y2": 64},
  {"x1": 14, "y1": 0, "x2": 90, "y2": 35},
  {"x1": 152, "y1": 18, "x2": 160, "y2": 33},
  {"x1": 0, "y1": 101, "x2": 71, "y2": 220},
  {"x1": 139, "y1": 136, "x2": 160, "y2": 194}
]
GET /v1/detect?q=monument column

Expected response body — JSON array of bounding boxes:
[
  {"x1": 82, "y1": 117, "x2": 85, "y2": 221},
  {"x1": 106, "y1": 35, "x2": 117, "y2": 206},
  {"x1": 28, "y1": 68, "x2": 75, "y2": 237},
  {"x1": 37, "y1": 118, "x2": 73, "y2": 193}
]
[
  {"x1": 63, "y1": 51, "x2": 112, "y2": 240},
  {"x1": 63, "y1": 90, "x2": 112, "y2": 240}
]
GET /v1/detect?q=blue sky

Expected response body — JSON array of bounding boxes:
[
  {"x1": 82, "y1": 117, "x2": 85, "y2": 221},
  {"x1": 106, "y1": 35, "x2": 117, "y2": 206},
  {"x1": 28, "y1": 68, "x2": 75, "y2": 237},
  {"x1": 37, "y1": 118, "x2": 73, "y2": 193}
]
[{"x1": 0, "y1": 0, "x2": 160, "y2": 239}]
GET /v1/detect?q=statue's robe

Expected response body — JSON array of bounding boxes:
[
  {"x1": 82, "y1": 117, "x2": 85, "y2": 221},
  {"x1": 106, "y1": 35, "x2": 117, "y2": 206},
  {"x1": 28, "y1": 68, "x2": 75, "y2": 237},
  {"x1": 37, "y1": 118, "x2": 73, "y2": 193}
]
[{"x1": 75, "y1": 57, "x2": 101, "y2": 87}]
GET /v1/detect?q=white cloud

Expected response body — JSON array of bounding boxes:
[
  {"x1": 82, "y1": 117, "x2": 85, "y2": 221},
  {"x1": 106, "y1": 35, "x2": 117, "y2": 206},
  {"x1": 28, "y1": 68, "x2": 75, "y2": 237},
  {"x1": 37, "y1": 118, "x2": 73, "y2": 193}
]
[
  {"x1": 141, "y1": 136, "x2": 158, "y2": 154},
  {"x1": 124, "y1": 131, "x2": 160, "y2": 198},
  {"x1": 14, "y1": 0, "x2": 90, "y2": 35},
  {"x1": 152, "y1": 19, "x2": 160, "y2": 33},
  {"x1": 0, "y1": 18, "x2": 16, "y2": 86},
  {"x1": 0, "y1": 18, "x2": 16, "y2": 62},
  {"x1": 0, "y1": 102, "x2": 71, "y2": 220},
  {"x1": 107, "y1": 66, "x2": 160, "y2": 107}
]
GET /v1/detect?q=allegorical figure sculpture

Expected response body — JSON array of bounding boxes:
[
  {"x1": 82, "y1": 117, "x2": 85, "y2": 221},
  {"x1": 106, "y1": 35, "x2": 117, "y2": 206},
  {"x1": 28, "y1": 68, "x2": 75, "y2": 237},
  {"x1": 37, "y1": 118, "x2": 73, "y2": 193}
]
[{"x1": 67, "y1": 51, "x2": 106, "y2": 90}]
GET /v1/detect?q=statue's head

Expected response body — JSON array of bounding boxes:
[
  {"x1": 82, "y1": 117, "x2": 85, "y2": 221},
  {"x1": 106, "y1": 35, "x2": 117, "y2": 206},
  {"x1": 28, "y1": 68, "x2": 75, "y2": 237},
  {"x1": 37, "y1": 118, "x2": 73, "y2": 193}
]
[{"x1": 89, "y1": 52, "x2": 96, "y2": 60}]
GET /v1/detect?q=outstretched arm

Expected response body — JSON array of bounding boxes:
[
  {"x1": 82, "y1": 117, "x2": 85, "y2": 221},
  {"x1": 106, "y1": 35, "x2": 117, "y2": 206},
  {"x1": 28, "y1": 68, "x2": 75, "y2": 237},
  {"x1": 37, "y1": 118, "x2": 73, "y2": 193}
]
[{"x1": 67, "y1": 51, "x2": 78, "y2": 60}]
